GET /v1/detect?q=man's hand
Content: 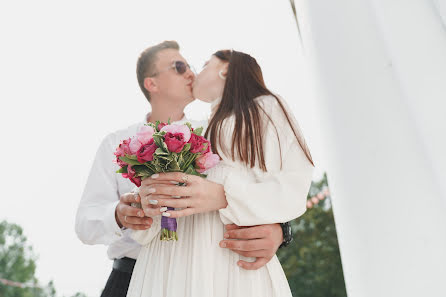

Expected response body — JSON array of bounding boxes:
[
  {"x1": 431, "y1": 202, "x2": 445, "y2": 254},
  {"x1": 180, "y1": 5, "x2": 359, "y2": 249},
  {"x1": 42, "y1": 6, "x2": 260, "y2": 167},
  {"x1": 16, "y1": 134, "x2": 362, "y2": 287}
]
[
  {"x1": 115, "y1": 192, "x2": 155, "y2": 230},
  {"x1": 219, "y1": 223, "x2": 284, "y2": 270}
]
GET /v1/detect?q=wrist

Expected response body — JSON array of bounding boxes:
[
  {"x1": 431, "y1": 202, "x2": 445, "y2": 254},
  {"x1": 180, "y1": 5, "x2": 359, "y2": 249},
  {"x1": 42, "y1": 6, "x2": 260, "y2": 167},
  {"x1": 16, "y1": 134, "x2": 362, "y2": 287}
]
[
  {"x1": 279, "y1": 222, "x2": 293, "y2": 249},
  {"x1": 216, "y1": 184, "x2": 228, "y2": 210}
]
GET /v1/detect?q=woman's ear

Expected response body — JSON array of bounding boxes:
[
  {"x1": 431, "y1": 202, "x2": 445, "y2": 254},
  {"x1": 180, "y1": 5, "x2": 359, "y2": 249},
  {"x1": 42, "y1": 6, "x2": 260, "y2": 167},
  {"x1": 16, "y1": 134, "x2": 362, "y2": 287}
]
[
  {"x1": 144, "y1": 77, "x2": 158, "y2": 94},
  {"x1": 221, "y1": 63, "x2": 229, "y2": 77}
]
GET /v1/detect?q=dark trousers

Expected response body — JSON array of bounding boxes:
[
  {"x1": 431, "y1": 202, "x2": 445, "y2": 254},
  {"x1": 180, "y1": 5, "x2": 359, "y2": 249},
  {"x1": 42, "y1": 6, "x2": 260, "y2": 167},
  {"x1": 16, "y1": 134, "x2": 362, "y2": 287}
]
[{"x1": 100, "y1": 257, "x2": 135, "y2": 297}]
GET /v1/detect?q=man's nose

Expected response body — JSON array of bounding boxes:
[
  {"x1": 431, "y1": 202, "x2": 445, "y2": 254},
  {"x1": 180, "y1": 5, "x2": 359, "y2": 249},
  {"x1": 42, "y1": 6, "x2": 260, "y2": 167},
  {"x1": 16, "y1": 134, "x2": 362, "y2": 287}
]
[{"x1": 185, "y1": 67, "x2": 195, "y2": 80}]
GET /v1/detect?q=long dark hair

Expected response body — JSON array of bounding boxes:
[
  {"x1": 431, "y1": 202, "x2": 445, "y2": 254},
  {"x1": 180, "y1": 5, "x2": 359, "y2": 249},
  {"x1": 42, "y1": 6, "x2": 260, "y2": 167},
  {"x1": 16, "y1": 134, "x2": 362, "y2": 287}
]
[{"x1": 204, "y1": 50, "x2": 314, "y2": 171}]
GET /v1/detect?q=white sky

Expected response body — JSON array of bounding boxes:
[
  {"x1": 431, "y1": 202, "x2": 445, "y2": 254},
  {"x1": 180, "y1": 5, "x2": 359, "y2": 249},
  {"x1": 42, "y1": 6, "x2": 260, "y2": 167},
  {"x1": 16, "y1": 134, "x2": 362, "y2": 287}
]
[{"x1": 0, "y1": 1, "x2": 325, "y2": 296}]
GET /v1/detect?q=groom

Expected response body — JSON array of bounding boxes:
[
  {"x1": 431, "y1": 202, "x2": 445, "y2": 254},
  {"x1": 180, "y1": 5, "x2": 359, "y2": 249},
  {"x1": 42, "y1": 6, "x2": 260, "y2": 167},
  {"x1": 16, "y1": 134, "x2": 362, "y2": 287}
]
[{"x1": 75, "y1": 40, "x2": 293, "y2": 297}]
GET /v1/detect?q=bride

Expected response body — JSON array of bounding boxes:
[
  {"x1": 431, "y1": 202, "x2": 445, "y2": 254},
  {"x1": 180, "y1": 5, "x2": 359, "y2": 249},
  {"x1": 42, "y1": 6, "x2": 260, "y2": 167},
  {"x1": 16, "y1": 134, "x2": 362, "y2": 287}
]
[{"x1": 126, "y1": 49, "x2": 314, "y2": 297}]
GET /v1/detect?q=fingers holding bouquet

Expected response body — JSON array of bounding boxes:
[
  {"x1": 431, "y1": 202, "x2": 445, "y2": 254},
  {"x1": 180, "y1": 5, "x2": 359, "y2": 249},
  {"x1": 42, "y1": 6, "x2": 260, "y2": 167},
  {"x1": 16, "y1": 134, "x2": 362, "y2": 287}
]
[
  {"x1": 116, "y1": 192, "x2": 154, "y2": 230},
  {"x1": 139, "y1": 172, "x2": 227, "y2": 219}
]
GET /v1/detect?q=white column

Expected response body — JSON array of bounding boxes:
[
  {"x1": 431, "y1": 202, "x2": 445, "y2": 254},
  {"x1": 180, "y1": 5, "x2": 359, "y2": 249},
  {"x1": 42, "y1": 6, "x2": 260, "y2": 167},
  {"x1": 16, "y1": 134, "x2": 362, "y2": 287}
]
[{"x1": 298, "y1": 0, "x2": 446, "y2": 296}]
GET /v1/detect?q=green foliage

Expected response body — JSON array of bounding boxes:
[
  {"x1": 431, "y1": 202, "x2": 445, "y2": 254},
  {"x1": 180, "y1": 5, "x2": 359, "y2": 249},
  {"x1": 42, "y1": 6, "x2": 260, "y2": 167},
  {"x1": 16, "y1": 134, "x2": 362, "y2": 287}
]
[
  {"x1": 192, "y1": 127, "x2": 203, "y2": 136},
  {"x1": 0, "y1": 220, "x2": 88, "y2": 297},
  {"x1": 0, "y1": 220, "x2": 39, "y2": 297},
  {"x1": 277, "y1": 174, "x2": 347, "y2": 297}
]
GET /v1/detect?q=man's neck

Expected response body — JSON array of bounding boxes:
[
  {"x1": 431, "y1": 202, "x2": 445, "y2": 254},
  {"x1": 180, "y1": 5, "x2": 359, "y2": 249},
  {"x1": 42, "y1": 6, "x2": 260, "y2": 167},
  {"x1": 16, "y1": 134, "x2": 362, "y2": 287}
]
[{"x1": 147, "y1": 100, "x2": 186, "y2": 124}]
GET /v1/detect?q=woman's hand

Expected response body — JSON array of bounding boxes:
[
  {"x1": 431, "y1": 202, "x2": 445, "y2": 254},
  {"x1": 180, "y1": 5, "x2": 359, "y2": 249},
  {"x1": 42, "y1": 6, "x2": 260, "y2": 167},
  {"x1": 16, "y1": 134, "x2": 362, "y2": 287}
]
[{"x1": 138, "y1": 172, "x2": 227, "y2": 218}]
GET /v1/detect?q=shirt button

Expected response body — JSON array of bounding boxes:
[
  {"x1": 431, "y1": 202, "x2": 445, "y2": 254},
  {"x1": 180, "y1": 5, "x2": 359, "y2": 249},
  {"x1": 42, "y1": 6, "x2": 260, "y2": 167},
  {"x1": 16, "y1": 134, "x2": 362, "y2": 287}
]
[{"x1": 115, "y1": 231, "x2": 121, "y2": 236}]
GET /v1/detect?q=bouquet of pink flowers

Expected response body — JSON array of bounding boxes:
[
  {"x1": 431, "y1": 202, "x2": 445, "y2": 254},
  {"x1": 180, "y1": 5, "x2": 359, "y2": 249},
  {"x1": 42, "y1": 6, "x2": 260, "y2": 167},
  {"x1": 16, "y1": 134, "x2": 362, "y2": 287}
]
[{"x1": 114, "y1": 121, "x2": 220, "y2": 241}]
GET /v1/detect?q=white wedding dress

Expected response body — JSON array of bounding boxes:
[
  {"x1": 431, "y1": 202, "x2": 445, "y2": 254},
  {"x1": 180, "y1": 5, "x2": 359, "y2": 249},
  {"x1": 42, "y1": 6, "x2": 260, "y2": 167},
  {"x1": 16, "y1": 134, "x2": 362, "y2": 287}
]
[{"x1": 126, "y1": 95, "x2": 314, "y2": 297}]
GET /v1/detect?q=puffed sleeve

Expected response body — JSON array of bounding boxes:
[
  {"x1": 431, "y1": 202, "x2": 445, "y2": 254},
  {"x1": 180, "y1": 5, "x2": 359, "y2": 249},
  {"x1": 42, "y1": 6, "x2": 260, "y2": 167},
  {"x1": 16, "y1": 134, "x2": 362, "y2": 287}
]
[{"x1": 218, "y1": 96, "x2": 314, "y2": 226}]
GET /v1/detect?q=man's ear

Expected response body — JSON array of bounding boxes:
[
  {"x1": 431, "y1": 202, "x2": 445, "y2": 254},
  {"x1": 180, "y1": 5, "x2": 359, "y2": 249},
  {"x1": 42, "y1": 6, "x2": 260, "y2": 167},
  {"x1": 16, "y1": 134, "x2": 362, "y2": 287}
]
[{"x1": 144, "y1": 77, "x2": 158, "y2": 94}]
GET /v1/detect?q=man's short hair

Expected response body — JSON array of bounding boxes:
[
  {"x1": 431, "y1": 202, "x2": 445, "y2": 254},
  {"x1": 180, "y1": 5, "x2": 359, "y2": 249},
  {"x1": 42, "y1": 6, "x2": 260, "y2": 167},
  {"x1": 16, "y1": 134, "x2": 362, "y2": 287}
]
[{"x1": 136, "y1": 40, "x2": 180, "y2": 102}]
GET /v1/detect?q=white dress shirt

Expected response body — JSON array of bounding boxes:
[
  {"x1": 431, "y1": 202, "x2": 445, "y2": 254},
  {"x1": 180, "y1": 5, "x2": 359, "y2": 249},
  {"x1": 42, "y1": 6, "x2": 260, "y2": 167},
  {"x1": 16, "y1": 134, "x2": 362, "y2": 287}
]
[{"x1": 75, "y1": 113, "x2": 206, "y2": 260}]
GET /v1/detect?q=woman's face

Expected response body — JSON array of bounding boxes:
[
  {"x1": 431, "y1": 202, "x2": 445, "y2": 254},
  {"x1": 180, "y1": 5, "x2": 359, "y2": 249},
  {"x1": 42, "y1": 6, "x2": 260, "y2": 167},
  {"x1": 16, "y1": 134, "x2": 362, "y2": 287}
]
[{"x1": 192, "y1": 56, "x2": 228, "y2": 103}]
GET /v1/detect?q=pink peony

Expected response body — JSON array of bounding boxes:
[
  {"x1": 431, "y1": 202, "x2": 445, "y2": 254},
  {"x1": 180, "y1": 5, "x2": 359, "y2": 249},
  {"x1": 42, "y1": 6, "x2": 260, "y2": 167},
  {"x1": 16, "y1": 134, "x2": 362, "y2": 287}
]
[
  {"x1": 137, "y1": 125, "x2": 155, "y2": 145},
  {"x1": 160, "y1": 124, "x2": 191, "y2": 142},
  {"x1": 195, "y1": 152, "x2": 220, "y2": 173},
  {"x1": 136, "y1": 138, "x2": 157, "y2": 163},
  {"x1": 115, "y1": 138, "x2": 132, "y2": 157},
  {"x1": 129, "y1": 137, "x2": 143, "y2": 155},
  {"x1": 188, "y1": 134, "x2": 211, "y2": 154},
  {"x1": 164, "y1": 132, "x2": 186, "y2": 153}
]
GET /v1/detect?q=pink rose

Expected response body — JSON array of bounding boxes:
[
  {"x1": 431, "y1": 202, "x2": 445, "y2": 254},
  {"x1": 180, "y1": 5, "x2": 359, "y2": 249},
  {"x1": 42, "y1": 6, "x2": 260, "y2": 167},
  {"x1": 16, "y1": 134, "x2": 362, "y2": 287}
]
[
  {"x1": 164, "y1": 132, "x2": 186, "y2": 153},
  {"x1": 122, "y1": 164, "x2": 134, "y2": 179},
  {"x1": 115, "y1": 157, "x2": 127, "y2": 167},
  {"x1": 137, "y1": 125, "x2": 155, "y2": 145},
  {"x1": 130, "y1": 176, "x2": 142, "y2": 187},
  {"x1": 195, "y1": 152, "x2": 220, "y2": 173},
  {"x1": 122, "y1": 165, "x2": 141, "y2": 186},
  {"x1": 114, "y1": 138, "x2": 132, "y2": 157},
  {"x1": 129, "y1": 137, "x2": 143, "y2": 155},
  {"x1": 160, "y1": 124, "x2": 191, "y2": 142},
  {"x1": 188, "y1": 134, "x2": 211, "y2": 154},
  {"x1": 136, "y1": 138, "x2": 157, "y2": 163}
]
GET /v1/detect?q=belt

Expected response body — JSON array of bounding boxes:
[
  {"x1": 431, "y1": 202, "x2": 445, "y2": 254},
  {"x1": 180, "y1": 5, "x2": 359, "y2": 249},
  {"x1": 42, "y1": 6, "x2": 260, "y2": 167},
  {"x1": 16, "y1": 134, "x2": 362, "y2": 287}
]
[{"x1": 113, "y1": 257, "x2": 136, "y2": 274}]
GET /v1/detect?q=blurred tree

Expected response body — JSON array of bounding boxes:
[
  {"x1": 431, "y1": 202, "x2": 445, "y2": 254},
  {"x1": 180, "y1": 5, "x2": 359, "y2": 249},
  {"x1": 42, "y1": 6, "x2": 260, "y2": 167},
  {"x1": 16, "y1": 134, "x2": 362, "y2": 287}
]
[
  {"x1": 277, "y1": 174, "x2": 347, "y2": 297},
  {"x1": 69, "y1": 293, "x2": 88, "y2": 297},
  {"x1": 0, "y1": 220, "x2": 87, "y2": 297}
]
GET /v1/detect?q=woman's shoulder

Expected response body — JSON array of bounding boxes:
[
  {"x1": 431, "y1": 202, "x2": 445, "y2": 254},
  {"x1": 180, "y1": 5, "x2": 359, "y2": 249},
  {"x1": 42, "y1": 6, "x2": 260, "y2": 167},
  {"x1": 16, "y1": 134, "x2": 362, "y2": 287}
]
[
  {"x1": 255, "y1": 94, "x2": 292, "y2": 117},
  {"x1": 254, "y1": 94, "x2": 296, "y2": 128}
]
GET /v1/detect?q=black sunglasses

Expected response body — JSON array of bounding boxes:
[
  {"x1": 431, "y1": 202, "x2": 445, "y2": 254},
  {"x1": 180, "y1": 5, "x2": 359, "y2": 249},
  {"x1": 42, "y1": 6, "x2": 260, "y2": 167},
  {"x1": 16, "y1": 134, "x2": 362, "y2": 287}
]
[{"x1": 151, "y1": 61, "x2": 194, "y2": 76}]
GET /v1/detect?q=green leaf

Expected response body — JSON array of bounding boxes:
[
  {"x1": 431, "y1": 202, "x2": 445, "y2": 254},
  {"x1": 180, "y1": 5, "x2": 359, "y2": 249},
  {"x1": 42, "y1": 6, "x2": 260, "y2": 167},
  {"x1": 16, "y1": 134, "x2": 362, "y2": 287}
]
[
  {"x1": 168, "y1": 117, "x2": 171, "y2": 124},
  {"x1": 162, "y1": 141, "x2": 169, "y2": 152},
  {"x1": 153, "y1": 134, "x2": 166, "y2": 151},
  {"x1": 116, "y1": 166, "x2": 127, "y2": 174},
  {"x1": 155, "y1": 148, "x2": 169, "y2": 155},
  {"x1": 185, "y1": 165, "x2": 207, "y2": 178},
  {"x1": 181, "y1": 143, "x2": 191, "y2": 153},
  {"x1": 155, "y1": 120, "x2": 160, "y2": 131},
  {"x1": 132, "y1": 165, "x2": 153, "y2": 176},
  {"x1": 125, "y1": 155, "x2": 138, "y2": 160},
  {"x1": 185, "y1": 122, "x2": 192, "y2": 131},
  {"x1": 168, "y1": 160, "x2": 181, "y2": 171},
  {"x1": 178, "y1": 153, "x2": 185, "y2": 168},
  {"x1": 192, "y1": 127, "x2": 203, "y2": 136},
  {"x1": 119, "y1": 156, "x2": 142, "y2": 166},
  {"x1": 144, "y1": 162, "x2": 157, "y2": 172},
  {"x1": 158, "y1": 155, "x2": 174, "y2": 161}
]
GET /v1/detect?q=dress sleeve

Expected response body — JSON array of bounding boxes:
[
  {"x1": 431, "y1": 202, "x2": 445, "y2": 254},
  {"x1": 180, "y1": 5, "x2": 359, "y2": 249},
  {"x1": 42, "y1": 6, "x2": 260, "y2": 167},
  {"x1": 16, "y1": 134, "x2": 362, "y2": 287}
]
[
  {"x1": 218, "y1": 96, "x2": 314, "y2": 226},
  {"x1": 75, "y1": 134, "x2": 125, "y2": 245}
]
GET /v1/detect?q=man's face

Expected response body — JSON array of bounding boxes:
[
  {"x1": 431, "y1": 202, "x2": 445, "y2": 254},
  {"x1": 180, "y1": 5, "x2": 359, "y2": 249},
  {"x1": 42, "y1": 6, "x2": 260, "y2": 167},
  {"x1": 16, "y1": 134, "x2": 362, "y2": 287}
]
[{"x1": 151, "y1": 49, "x2": 195, "y2": 106}]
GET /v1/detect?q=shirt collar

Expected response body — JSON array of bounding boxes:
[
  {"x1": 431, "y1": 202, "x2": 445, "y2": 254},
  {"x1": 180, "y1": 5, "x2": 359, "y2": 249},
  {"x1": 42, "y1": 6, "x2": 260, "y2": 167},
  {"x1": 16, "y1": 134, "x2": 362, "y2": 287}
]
[{"x1": 144, "y1": 112, "x2": 187, "y2": 124}]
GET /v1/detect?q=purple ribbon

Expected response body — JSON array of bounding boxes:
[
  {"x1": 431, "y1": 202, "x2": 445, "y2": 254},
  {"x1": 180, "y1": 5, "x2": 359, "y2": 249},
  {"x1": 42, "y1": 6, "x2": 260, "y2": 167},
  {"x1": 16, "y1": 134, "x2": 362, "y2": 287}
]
[{"x1": 161, "y1": 207, "x2": 177, "y2": 232}]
